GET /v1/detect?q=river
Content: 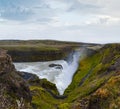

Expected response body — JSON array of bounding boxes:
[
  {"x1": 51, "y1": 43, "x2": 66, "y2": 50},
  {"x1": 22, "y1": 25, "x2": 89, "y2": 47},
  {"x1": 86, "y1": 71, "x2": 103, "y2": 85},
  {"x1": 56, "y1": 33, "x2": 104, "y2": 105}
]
[{"x1": 14, "y1": 51, "x2": 81, "y2": 95}]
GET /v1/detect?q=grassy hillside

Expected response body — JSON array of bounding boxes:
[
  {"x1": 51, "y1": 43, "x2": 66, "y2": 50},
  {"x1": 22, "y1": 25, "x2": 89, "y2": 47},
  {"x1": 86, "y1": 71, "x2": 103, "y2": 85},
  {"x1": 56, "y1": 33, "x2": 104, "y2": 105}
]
[
  {"x1": 64, "y1": 44, "x2": 120, "y2": 108},
  {"x1": 28, "y1": 43, "x2": 120, "y2": 109}
]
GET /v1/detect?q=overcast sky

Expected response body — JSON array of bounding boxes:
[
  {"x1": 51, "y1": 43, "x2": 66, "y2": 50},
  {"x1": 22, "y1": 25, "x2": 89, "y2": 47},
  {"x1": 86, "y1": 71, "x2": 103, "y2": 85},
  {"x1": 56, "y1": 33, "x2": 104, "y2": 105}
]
[{"x1": 0, "y1": 0, "x2": 120, "y2": 43}]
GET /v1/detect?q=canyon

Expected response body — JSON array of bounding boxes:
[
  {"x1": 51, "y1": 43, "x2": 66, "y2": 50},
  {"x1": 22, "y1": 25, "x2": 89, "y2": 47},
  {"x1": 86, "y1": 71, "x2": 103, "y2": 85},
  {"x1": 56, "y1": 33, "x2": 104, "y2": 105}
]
[{"x1": 0, "y1": 40, "x2": 120, "y2": 109}]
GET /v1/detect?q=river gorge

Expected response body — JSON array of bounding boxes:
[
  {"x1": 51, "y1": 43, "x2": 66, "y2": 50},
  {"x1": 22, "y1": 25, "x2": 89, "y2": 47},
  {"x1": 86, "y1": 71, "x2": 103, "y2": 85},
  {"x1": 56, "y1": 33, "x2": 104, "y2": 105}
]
[
  {"x1": 14, "y1": 51, "x2": 82, "y2": 95},
  {"x1": 0, "y1": 40, "x2": 118, "y2": 109}
]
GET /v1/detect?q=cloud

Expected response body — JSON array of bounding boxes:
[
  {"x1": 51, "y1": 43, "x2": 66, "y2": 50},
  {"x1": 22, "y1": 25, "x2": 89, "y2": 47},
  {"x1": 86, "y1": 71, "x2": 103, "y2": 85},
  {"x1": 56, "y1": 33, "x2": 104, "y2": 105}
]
[
  {"x1": 66, "y1": 0, "x2": 100, "y2": 13},
  {"x1": 0, "y1": 0, "x2": 30, "y2": 20},
  {"x1": 0, "y1": 0, "x2": 120, "y2": 43},
  {"x1": 0, "y1": 7, "x2": 32, "y2": 20},
  {"x1": 0, "y1": 0, "x2": 54, "y2": 22},
  {"x1": 85, "y1": 15, "x2": 120, "y2": 25}
]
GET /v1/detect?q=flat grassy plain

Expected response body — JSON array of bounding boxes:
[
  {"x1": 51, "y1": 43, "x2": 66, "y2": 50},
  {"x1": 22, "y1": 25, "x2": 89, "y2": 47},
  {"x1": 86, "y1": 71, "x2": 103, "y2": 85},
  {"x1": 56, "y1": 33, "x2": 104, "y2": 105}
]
[{"x1": 0, "y1": 40, "x2": 99, "y2": 62}]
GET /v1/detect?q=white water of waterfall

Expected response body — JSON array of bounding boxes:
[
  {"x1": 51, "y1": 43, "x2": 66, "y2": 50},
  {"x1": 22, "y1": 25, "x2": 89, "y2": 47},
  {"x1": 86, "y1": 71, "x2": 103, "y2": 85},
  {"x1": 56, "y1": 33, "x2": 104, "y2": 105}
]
[{"x1": 14, "y1": 51, "x2": 81, "y2": 95}]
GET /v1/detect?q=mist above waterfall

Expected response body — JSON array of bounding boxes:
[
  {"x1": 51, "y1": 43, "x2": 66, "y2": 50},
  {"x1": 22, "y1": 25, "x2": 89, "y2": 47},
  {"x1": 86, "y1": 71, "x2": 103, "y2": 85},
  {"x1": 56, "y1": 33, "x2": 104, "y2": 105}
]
[
  {"x1": 55, "y1": 51, "x2": 81, "y2": 95},
  {"x1": 14, "y1": 50, "x2": 82, "y2": 95}
]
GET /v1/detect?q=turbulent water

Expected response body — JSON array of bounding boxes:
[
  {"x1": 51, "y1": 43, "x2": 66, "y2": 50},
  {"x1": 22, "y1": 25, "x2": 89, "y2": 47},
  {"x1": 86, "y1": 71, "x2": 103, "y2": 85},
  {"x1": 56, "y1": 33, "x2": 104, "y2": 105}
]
[{"x1": 14, "y1": 51, "x2": 81, "y2": 95}]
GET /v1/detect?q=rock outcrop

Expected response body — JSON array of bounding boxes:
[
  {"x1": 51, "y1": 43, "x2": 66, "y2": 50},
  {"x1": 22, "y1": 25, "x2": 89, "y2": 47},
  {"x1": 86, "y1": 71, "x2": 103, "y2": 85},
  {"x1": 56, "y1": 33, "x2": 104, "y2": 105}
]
[
  {"x1": 0, "y1": 50, "x2": 32, "y2": 109},
  {"x1": 0, "y1": 50, "x2": 14, "y2": 74},
  {"x1": 49, "y1": 64, "x2": 63, "y2": 69}
]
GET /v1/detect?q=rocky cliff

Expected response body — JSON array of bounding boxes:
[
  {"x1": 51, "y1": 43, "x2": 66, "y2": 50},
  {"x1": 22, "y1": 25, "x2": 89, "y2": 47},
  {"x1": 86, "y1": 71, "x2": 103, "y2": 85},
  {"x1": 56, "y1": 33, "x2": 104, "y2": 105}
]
[
  {"x1": 0, "y1": 40, "x2": 99, "y2": 62},
  {"x1": 0, "y1": 50, "x2": 32, "y2": 109}
]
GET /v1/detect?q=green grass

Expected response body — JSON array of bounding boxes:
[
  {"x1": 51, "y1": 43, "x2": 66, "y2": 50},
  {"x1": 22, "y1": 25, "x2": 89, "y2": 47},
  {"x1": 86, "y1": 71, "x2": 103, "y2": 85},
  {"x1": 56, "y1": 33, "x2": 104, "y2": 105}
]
[
  {"x1": 0, "y1": 45, "x2": 60, "y2": 51},
  {"x1": 29, "y1": 44, "x2": 120, "y2": 109},
  {"x1": 64, "y1": 52, "x2": 103, "y2": 95},
  {"x1": 89, "y1": 72, "x2": 120, "y2": 109},
  {"x1": 30, "y1": 86, "x2": 63, "y2": 109},
  {"x1": 64, "y1": 44, "x2": 120, "y2": 105}
]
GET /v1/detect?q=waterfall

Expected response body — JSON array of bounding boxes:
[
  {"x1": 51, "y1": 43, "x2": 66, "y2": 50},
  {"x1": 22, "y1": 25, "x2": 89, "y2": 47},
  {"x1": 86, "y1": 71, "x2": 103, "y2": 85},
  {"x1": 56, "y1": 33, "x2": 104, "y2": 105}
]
[
  {"x1": 54, "y1": 51, "x2": 81, "y2": 95},
  {"x1": 14, "y1": 50, "x2": 82, "y2": 95}
]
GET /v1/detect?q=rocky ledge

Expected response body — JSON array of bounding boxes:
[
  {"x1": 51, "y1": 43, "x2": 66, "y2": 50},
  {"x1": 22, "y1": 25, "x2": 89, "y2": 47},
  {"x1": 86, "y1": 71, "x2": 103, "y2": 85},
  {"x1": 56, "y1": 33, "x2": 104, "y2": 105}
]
[{"x1": 0, "y1": 50, "x2": 32, "y2": 109}]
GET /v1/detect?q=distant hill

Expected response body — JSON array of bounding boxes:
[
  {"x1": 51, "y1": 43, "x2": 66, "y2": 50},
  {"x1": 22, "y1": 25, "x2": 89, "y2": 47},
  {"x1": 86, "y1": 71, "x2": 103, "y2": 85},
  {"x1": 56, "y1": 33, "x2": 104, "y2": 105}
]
[{"x1": 0, "y1": 40, "x2": 101, "y2": 62}]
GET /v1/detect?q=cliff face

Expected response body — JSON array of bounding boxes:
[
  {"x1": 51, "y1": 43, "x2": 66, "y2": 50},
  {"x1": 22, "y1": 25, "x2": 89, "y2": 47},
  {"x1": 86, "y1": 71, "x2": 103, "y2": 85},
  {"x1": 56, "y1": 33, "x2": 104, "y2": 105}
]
[
  {"x1": 0, "y1": 40, "x2": 100, "y2": 62},
  {"x1": 0, "y1": 50, "x2": 15, "y2": 74},
  {"x1": 7, "y1": 48, "x2": 72, "y2": 62},
  {"x1": 0, "y1": 50, "x2": 31, "y2": 109}
]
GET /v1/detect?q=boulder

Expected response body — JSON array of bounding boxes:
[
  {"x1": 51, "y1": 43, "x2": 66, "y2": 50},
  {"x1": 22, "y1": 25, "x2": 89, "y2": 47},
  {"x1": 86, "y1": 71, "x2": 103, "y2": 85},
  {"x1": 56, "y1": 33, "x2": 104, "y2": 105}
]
[
  {"x1": 49, "y1": 63, "x2": 63, "y2": 69},
  {"x1": 18, "y1": 71, "x2": 39, "y2": 81}
]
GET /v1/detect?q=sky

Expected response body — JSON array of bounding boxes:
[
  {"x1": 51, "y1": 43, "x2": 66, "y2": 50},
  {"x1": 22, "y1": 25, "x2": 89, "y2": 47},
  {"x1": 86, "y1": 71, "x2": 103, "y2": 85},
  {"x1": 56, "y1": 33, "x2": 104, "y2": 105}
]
[{"x1": 0, "y1": 0, "x2": 120, "y2": 43}]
